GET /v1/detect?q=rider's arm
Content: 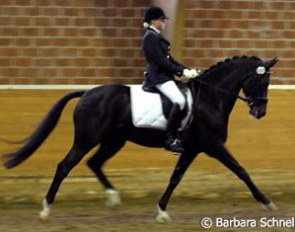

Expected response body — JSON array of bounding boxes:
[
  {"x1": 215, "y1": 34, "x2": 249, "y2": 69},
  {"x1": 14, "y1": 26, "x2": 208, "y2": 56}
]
[{"x1": 143, "y1": 33, "x2": 184, "y2": 76}]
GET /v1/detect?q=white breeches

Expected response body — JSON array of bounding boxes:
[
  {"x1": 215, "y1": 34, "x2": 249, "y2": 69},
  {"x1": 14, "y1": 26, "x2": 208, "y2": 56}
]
[{"x1": 156, "y1": 81, "x2": 186, "y2": 110}]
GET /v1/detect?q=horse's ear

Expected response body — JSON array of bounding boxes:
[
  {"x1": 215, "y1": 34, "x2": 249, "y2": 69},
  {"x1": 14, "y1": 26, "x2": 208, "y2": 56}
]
[{"x1": 265, "y1": 57, "x2": 279, "y2": 69}]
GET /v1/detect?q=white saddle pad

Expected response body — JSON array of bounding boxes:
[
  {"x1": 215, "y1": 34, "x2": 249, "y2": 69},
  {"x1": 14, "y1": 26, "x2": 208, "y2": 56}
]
[{"x1": 130, "y1": 85, "x2": 193, "y2": 130}]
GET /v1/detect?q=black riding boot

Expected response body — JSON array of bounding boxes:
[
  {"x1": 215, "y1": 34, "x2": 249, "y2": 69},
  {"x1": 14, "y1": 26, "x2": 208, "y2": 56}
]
[{"x1": 164, "y1": 104, "x2": 184, "y2": 154}]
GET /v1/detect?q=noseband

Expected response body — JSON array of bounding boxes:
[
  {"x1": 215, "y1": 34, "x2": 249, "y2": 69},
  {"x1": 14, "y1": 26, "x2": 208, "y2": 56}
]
[
  {"x1": 240, "y1": 69, "x2": 270, "y2": 107},
  {"x1": 193, "y1": 68, "x2": 270, "y2": 107}
]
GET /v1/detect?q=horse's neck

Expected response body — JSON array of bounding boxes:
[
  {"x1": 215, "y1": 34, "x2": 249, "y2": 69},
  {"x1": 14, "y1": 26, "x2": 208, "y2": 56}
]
[{"x1": 199, "y1": 68, "x2": 244, "y2": 116}]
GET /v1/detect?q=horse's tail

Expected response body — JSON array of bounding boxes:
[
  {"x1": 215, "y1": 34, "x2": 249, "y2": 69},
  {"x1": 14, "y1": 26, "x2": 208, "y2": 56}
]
[{"x1": 3, "y1": 90, "x2": 85, "y2": 169}]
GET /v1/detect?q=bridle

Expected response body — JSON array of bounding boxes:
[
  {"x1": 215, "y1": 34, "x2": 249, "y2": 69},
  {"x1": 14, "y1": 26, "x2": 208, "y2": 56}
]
[
  {"x1": 192, "y1": 66, "x2": 270, "y2": 107},
  {"x1": 240, "y1": 66, "x2": 271, "y2": 107}
]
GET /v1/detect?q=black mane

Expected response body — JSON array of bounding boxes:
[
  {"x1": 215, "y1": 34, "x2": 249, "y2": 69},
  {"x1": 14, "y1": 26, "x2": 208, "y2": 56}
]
[
  {"x1": 2, "y1": 52, "x2": 277, "y2": 219},
  {"x1": 200, "y1": 56, "x2": 262, "y2": 78}
]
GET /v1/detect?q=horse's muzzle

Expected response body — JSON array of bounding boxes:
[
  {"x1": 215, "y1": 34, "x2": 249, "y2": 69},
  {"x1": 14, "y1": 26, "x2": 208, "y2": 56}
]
[{"x1": 250, "y1": 106, "x2": 266, "y2": 119}]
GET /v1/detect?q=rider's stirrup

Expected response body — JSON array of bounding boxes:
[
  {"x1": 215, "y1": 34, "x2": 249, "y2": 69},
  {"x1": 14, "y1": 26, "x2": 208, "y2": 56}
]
[{"x1": 165, "y1": 138, "x2": 184, "y2": 155}]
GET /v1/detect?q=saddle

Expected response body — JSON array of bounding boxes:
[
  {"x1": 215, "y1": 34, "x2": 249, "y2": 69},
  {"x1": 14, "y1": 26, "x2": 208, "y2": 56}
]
[
  {"x1": 142, "y1": 81, "x2": 190, "y2": 119},
  {"x1": 130, "y1": 83, "x2": 193, "y2": 131}
]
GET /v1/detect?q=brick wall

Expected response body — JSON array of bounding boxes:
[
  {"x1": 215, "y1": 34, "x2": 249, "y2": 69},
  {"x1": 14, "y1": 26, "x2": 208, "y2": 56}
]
[
  {"x1": 0, "y1": 0, "x2": 294, "y2": 85},
  {"x1": 0, "y1": 0, "x2": 149, "y2": 85},
  {"x1": 184, "y1": 0, "x2": 295, "y2": 84}
]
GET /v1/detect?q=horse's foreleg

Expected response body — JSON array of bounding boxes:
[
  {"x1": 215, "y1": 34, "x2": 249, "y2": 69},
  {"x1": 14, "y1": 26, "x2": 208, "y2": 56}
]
[
  {"x1": 39, "y1": 144, "x2": 91, "y2": 220},
  {"x1": 209, "y1": 145, "x2": 277, "y2": 211},
  {"x1": 157, "y1": 153, "x2": 196, "y2": 223},
  {"x1": 87, "y1": 138, "x2": 125, "y2": 208}
]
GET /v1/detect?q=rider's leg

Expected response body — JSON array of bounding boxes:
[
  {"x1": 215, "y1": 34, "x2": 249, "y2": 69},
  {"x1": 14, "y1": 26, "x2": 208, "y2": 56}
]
[
  {"x1": 165, "y1": 103, "x2": 184, "y2": 153},
  {"x1": 156, "y1": 81, "x2": 185, "y2": 154}
]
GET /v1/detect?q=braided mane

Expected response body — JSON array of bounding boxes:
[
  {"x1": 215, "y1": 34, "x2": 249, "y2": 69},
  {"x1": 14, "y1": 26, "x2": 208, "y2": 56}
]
[{"x1": 199, "y1": 56, "x2": 262, "y2": 78}]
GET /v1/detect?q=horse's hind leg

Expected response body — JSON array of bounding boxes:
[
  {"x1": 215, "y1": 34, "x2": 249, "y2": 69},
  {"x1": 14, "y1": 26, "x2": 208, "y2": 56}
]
[
  {"x1": 39, "y1": 143, "x2": 93, "y2": 220},
  {"x1": 87, "y1": 137, "x2": 126, "y2": 208}
]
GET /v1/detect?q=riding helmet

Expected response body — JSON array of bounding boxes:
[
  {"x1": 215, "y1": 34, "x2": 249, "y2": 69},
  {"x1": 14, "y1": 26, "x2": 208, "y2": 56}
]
[{"x1": 143, "y1": 6, "x2": 169, "y2": 23}]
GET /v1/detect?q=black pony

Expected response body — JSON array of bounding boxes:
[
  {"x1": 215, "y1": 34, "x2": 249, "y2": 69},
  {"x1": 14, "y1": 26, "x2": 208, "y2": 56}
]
[{"x1": 3, "y1": 56, "x2": 279, "y2": 222}]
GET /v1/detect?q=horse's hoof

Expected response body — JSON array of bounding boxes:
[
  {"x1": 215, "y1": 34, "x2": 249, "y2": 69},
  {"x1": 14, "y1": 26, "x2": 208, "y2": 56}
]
[
  {"x1": 39, "y1": 210, "x2": 50, "y2": 220},
  {"x1": 263, "y1": 202, "x2": 278, "y2": 211},
  {"x1": 105, "y1": 189, "x2": 121, "y2": 208},
  {"x1": 156, "y1": 205, "x2": 172, "y2": 223},
  {"x1": 39, "y1": 199, "x2": 52, "y2": 220}
]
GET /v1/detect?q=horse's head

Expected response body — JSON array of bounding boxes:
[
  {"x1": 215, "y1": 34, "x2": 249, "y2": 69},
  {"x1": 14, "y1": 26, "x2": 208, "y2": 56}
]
[
  {"x1": 191, "y1": 56, "x2": 279, "y2": 120},
  {"x1": 242, "y1": 57, "x2": 279, "y2": 119}
]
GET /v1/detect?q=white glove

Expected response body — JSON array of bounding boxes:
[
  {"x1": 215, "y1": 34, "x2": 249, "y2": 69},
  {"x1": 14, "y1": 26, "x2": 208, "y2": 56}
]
[
  {"x1": 182, "y1": 69, "x2": 194, "y2": 78},
  {"x1": 190, "y1": 69, "x2": 198, "y2": 78},
  {"x1": 190, "y1": 69, "x2": 202, "y2": 78},
  {"x1": 182, "y1": 68, "x2": 201, "y2": 79}
]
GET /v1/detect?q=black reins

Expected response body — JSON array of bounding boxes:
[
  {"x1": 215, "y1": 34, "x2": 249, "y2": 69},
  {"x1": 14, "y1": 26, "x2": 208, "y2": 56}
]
[
  {"x1": 184, "y1": 70, "x2": 266, "y2": 130},
  {"x1": 192, "y1": 70, "x2": 269, "y2": 106}
]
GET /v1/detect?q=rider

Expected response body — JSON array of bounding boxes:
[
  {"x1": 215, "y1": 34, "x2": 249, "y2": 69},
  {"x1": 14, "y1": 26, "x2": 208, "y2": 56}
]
[{"x1": 142, "y1": 6, "x2": 198, "y2": 154}]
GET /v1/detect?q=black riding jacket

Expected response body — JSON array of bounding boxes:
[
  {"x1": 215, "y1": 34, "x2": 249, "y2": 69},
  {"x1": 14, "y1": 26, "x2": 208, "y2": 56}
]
[{"x1": 142, "y1": 27, "x2": 186, "y2": 88}]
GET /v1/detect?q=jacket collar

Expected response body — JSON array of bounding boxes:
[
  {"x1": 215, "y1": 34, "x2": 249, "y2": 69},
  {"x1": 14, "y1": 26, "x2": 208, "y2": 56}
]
[
  {"x1": 146, "y1": 27, "x2": 170, "y2": 44},
  {"x1": 148, "y1": 25, "x2": 160, "y2": 34}
]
